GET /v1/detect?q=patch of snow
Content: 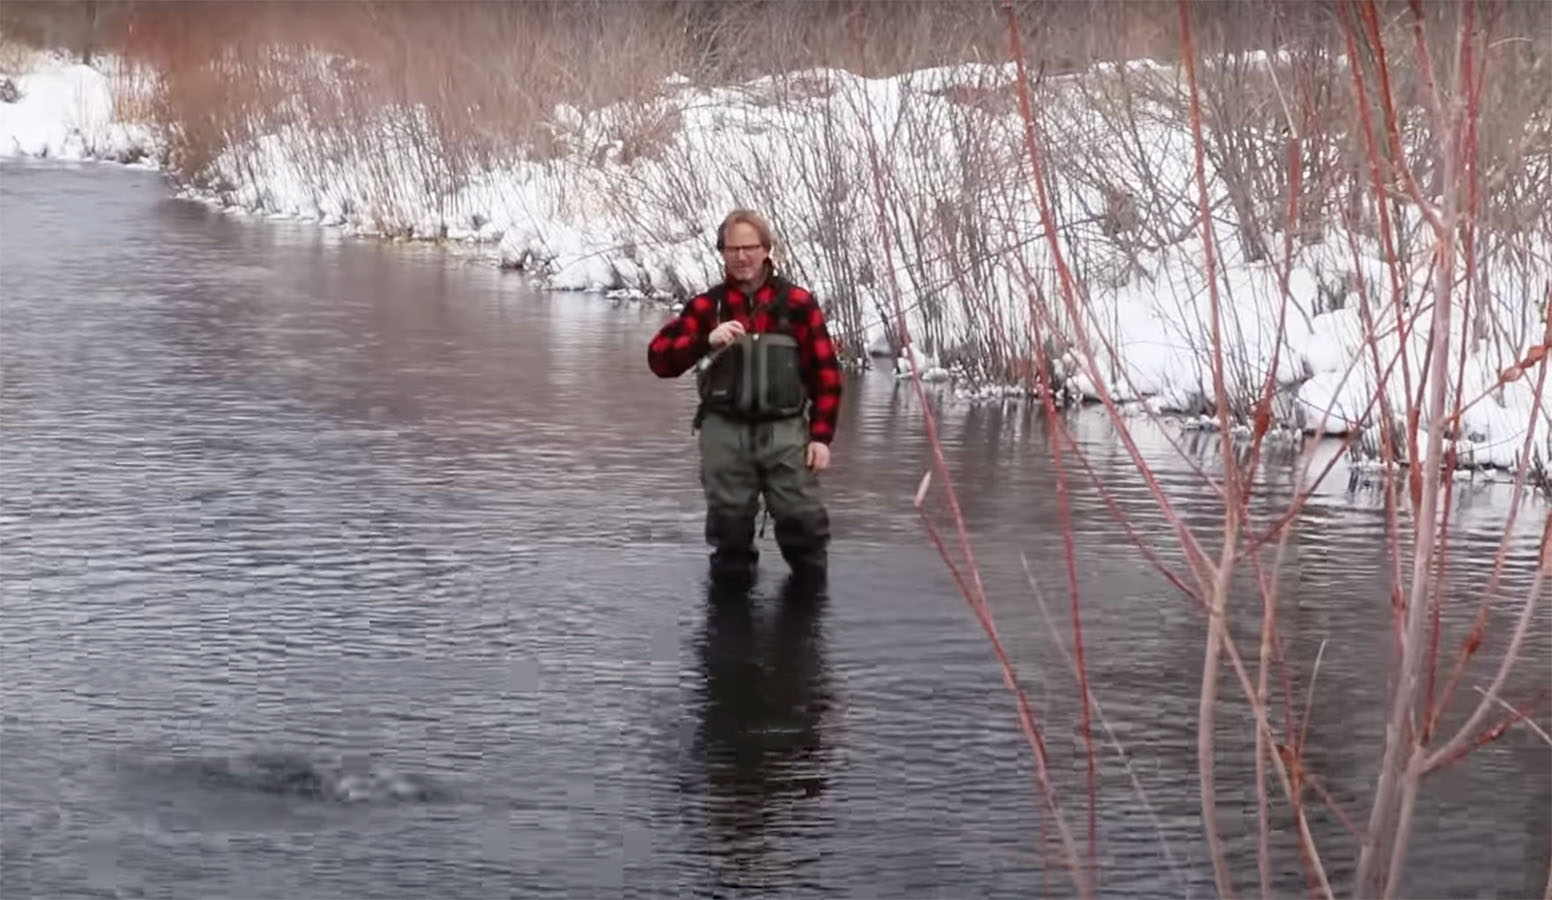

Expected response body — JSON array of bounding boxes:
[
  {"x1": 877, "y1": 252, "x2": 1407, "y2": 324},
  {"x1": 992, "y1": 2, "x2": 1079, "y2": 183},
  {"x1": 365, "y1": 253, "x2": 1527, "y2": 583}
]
[
  {"x1": 0, "y1": 52, "x2": 160, "y2": 164},
  {"x1": 895, "y1": 344, "x2": 950, "y2": 383}
]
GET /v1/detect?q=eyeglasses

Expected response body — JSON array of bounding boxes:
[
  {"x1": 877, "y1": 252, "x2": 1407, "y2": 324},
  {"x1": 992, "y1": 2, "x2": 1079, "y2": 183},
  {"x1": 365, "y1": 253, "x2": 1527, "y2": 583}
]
[{"x1": 720, "y1": 243, "x2": 764, "y2": 255}]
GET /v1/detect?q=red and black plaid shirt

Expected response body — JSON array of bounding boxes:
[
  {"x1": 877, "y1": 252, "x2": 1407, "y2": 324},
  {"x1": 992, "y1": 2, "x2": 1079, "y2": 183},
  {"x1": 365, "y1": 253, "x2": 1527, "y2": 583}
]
[{"x1": 647, "y1": 276, "x2": 843, "y2": 444}]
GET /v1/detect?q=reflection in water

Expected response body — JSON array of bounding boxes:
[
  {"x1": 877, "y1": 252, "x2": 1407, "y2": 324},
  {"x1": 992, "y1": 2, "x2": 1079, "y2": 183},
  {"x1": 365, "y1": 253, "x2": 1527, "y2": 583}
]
[{"x1": 688, "y1": 578, "x2": 833, "y2": 891}]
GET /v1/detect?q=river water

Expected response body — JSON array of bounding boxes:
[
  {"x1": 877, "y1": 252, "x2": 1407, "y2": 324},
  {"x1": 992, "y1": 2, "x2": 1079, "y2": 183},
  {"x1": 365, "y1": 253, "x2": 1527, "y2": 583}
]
[{"x1": 1, "y1": 161, "x2": 1547, "y2": 899}]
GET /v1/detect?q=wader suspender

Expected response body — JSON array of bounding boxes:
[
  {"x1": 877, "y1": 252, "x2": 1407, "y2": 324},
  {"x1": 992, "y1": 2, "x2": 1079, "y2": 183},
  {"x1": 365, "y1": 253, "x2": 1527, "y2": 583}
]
[{"x1": 691, "y1": 281, "x2": 795, "y2": 432}]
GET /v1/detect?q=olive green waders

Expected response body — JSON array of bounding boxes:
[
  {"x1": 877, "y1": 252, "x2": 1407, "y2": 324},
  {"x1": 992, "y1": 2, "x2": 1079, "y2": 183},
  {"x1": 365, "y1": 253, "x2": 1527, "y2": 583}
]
[
  {"x1": 698, "y1": 410, "x2": 830, "y2": 583},
  {"x1": 692, "y1": 288, "x2": 830, "y2": 585}
]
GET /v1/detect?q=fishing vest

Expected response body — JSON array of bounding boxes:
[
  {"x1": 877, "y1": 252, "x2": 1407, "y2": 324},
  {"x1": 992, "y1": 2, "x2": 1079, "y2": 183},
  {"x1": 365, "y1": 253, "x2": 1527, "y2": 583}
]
[{"x1": 694, "y1": 282, "x2": 808, "y2": 424}]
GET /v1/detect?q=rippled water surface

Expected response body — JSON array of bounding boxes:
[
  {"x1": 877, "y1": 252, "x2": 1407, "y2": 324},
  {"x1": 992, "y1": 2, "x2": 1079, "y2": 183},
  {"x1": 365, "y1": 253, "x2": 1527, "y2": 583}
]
[{"x1": 2, "y1": 161, "x2": 1548, "y2": 898}]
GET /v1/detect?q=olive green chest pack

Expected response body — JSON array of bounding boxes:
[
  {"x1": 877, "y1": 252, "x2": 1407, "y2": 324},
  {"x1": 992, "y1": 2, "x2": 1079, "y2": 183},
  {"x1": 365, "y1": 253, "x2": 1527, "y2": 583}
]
[{"x1": 694, "y1": 285, "x2": 808, "y2": 423}]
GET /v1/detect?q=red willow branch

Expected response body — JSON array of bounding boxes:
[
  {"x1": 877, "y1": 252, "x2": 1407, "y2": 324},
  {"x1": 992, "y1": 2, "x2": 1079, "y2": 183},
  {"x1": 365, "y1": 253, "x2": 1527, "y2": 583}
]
[
  {"x1": 978, "y1": 18, "x2": 1108, "y2": 885},
  {"x1": 1015, "y1": 172, "x2": 1101, "y2": 892},
  {"x1": 1212, "y1": 570, "x2": 1339, "y2": 900},
  {"x1": 999, "y1": 8, "x2": 1341, "y2": 897},
  {"x1": 978, "y1": 126, "x2": 1209, "y2": 612},
  {"x1": 1235, "y1": 102, "x2": 1312, "y2": 900},
  {"x1": 1176, "y1": 3, "x2": 1245, "y2": 894},
  {"x1": 1338, "y1": 0, "x2": 1419, "y2": 498},
  {"x1": 1352, "y1": 4, "x2": 1467, "y2": 892},
  {"x1": 848, "y1": 4, "x2": 1090, "y2": 894},
  {"x1": 1426, "y1": 688, "x2": 1552, "y2": 775},
  {"x1": 1426, "y1": 0, "x2": 1484, "y2": 735},
  {"x1": 1001, "y1": 0, "x2": 1217, "y2": 589},
  {"x1": 1429, "y1": 307, "x2": 1552, "y2": 742},
  {"x1": 1358, "y1": 0, "x2": 1447, "y2": 239},
  {"x1": 1424, "y1": 369, "x2": 1552, "y2": 775},
  {"x1": 983, "y1": 168, "x2": 1206, "y2": 606},
  {"x1": 1021, "y1": 553, "x2": 1190, "y2": 896},
  {"x1": 1249, "y1": 535, "x2": 1292, "y2": 897},
  {"x1": 1336, "y1": 184, "x2": 1413, "y2": 650}
]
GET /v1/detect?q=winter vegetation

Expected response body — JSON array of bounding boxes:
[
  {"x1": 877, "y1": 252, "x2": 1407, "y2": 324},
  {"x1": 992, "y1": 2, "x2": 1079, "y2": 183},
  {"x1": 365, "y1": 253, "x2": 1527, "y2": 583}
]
[{"x1": 2, "y1": 1, "x2": 1548, "y2": 897}]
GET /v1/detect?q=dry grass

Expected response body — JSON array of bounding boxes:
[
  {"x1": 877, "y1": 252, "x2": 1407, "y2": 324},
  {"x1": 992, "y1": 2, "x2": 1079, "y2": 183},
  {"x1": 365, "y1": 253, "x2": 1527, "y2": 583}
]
[{"x1": 0, "y1": 30, "x2": 40, "y2": 74}]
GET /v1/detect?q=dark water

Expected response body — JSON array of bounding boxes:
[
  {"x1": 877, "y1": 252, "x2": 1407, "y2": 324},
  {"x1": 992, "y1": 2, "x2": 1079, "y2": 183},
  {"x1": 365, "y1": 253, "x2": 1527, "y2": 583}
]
[{"x1": 1, "y1": 161, "x2": 1547, "y2": 899}]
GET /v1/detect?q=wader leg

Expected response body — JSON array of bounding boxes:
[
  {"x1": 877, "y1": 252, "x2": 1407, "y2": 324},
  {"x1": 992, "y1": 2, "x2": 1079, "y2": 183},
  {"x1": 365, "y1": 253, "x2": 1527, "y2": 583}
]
[
  {"x1": 698, "y1": 412, "x2": 761, "y2": 584},
  {"x1": 756, "y1": 416, "x2": 830, "y2": 585}
]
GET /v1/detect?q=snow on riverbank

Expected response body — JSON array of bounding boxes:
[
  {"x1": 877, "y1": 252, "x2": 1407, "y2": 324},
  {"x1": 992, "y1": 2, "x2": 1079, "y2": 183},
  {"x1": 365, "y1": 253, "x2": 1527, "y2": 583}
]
[
  {"x1": 0, "y1": 52, "x2": 160, "y2": 163},
  {"x1": 2, "y1": 51, "x2": 1546, "y2": 473}
]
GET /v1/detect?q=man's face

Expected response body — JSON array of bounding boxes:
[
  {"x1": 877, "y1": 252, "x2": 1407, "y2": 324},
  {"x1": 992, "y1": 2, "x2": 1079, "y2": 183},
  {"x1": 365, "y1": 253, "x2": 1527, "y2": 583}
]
[{"x1": 721, "y1": 222, "x2": 768, "y2": 284}]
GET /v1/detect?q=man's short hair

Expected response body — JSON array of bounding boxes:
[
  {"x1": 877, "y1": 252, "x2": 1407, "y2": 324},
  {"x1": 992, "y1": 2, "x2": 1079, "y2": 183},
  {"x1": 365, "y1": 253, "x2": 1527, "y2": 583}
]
[{"x1": 716, "y1": 209, "x2": 775, "y2": 251}]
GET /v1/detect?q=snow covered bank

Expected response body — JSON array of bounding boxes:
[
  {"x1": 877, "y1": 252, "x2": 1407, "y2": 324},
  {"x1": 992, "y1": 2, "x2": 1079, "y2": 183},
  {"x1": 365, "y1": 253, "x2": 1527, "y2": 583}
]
[
  {"x1": 0, "y1": 52, "x2": 160, "y2": 163},
  {"x1": 2, "y1": 50, "x2": 1546, "y2": 475}
]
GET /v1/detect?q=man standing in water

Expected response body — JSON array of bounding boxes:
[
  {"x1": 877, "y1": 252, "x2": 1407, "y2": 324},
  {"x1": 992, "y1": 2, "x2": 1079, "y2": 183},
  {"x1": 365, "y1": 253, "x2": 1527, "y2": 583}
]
[{"x1": 647, "y1": 209, "x2": 842, "y2": 587}]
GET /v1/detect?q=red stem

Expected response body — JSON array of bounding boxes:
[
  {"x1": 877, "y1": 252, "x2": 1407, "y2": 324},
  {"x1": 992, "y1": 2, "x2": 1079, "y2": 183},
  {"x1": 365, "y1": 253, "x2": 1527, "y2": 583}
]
[
  {"x1": 1177, "y1": 4, "x2": 1241, "y2": 897},
  {"x1": 1339, "y1": 0, "x2": 1419, "y2": 493},
  {"x1": 1425, "y1": 690, "x2": 1551, "y2": 775},
  {"x1": 1020, "y1": 208, "x2": 1100, "y2": 891},
  {"x1": 853, "y1": 4, "x2": 1088, "y2": 893},
  {"x1": 1428, "y1": 309, "x2": 1552, "y2": 740},
  {"x1": 1000, "y1": 0, "x2": 1216, "y2": 589},
  {"x1": 1427, "y1": 2, "x2": 1483, "y2": 733},
  {"x1": 996, "y1": 9, "x2": 1100, "y2": 880}
]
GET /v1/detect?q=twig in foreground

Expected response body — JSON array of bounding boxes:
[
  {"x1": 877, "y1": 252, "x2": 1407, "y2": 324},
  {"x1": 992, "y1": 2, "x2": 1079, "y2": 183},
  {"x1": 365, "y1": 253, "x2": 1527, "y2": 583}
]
[{"x1": 1020, "y1": 553, "x2": 1191, "y2": 899}]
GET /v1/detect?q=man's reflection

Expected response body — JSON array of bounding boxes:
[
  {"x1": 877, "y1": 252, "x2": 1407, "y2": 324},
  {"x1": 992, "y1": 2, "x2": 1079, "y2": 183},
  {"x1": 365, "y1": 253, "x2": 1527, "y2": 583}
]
[{"x1": 687, "y1": 575, "x2": 835, "y2": 873}]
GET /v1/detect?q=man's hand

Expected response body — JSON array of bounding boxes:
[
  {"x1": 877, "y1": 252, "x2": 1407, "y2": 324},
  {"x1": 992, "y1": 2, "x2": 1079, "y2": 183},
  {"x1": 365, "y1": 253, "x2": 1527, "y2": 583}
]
[
  {"x1": 805, "y1": 441, "x2": 831, "y2": 473},
  {"x1": 708, "y1": 320, "x2": 746, "y2": 348}
]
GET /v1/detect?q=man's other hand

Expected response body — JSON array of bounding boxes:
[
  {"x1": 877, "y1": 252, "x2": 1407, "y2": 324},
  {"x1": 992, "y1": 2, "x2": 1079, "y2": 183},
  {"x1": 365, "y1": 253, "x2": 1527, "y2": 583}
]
[{"x1": 805, "y1": 441, "x2": 831, "y2": 472}]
